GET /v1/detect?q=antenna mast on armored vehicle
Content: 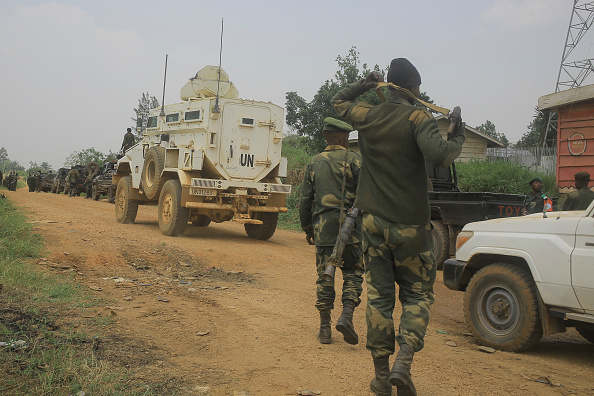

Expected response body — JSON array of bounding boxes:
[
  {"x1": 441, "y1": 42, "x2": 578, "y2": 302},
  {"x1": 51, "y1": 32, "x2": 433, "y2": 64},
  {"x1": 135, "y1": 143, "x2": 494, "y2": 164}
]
[
  {"x1": 160, "y1": 54, "x2": 168, "y2": 117},
  {"x1": 214, "y1": 18, "x2": 224, "y2": 114}
]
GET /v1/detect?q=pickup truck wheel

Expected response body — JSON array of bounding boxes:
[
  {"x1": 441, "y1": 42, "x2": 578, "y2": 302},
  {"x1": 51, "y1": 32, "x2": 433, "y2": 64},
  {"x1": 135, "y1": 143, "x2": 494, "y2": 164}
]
[
  {"x1": 244, "y1": 212, "x2": 278, "y2": 240},
  {"x1": 142, "y1": 147, "x2": 166, "y2": 200},
  {"x1": 192, "y1": 215, "x2": 211, "y2": 227},
  {"x1": 115, "y1": 176, "x2": 139, "y2": 224},
  {"x1": 464, "y1": 263, "x2": 542, "y2": 352},
  {"x1": 576, "y1": 324, "x2": 594, "y2": 344},
  {"x1": 158, "y1": 179, "x2": 188, "y2": 236},
  {"x1": 431, "y1": 220, "x2": 449, "y2": 270}
]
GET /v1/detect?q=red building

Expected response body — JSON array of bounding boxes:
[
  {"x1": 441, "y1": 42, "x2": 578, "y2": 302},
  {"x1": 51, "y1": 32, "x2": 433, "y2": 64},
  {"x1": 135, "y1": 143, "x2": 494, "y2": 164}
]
[{"x1": 538, "y1": 85, "x2": 594, "y2": 193}]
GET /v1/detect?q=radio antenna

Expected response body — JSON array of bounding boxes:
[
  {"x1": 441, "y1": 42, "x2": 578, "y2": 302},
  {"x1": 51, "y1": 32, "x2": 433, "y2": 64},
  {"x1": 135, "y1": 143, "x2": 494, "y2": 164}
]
[
  {"x1": 213, "y1": 18, "x2": 224, "y2": 113},
  {"x1": 160, "y1": 54, "x2": 168, "y2": 117}
]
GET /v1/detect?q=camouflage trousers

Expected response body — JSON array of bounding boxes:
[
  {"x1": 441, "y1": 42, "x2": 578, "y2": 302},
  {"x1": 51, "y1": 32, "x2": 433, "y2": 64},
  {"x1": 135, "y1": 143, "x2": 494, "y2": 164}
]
[
  {"x1": 363, "y1": 213, "x2": 436, "y2": 358},
  {"x1": 315, "y1": 244, "x2": 364, "y2": 311}
]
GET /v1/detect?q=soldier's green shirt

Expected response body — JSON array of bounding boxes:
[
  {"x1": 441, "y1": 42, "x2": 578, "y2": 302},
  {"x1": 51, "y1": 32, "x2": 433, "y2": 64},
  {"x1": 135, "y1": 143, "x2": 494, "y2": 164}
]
[
  {"x1": 332, "y1": 80, "x2": 465, "y2": 225},
  {"x1": 524, "y1": 192, "x2": 548, "y2": 214},
  {"x1": 299, "y1": 145, "x2": 362, "y2": 246},
  {"x1": 67, "y1": 169, "x2": 79, "y2": 183},
  {"x1": 562, "y1": 188, "x2": 594, "y2": 211}
]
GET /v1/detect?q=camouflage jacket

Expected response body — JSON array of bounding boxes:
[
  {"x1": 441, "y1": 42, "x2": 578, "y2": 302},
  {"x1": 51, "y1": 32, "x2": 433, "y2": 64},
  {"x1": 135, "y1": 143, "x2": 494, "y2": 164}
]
[
  {"x1": 67, "y1": 169, "x2": 79, "y2": 183},
  {"x1": 122, "y1": 132, "x2": 135, "y2": 150},
  {"x1": 562, "y1": 188, "x2": 594, "y2": 211},
  {"x1": 299, "y1": 145, "x2": 362, "y2": 246}
]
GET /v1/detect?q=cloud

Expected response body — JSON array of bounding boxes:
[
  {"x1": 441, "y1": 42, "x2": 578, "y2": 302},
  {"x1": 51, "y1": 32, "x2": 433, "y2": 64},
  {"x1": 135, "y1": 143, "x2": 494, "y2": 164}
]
[{"x1": 483, "y1": 0, "x2": 569, "y2": 31}]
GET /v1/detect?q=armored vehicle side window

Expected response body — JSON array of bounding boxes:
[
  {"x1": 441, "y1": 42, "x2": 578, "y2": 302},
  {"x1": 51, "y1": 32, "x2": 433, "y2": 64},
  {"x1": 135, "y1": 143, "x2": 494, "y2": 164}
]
[
  {"x1": 185, "y1": 110, "x2": 201, "y2": 121},
  {"x1": 240, "y1": 117, "x2": 255, "y2": 127},
  {"x1": 166, "y1": 113, "x2": 180, "y2": 123},
  {"x1": 147, "y1": 116, "x2": 158, "y2": 129}
]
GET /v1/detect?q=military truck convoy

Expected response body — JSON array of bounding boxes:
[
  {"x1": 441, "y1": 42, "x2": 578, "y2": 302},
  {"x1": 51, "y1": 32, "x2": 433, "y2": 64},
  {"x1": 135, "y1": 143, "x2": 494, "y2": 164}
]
[{"x1": 113, "y1": 66, "x2": 291, "y2": 239}]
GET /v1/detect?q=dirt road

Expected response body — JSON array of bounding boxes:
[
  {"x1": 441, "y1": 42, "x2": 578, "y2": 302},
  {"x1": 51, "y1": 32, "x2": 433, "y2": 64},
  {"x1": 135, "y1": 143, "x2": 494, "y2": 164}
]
[{"x1": 6, "y1": 187, "x2": 594, "y2": 395}]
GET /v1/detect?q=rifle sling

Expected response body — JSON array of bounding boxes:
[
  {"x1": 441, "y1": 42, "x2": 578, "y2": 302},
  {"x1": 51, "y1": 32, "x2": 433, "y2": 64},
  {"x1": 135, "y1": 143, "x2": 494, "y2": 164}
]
[{"x1": 375, "y1": 82, "x2": 450, "y2": 116}]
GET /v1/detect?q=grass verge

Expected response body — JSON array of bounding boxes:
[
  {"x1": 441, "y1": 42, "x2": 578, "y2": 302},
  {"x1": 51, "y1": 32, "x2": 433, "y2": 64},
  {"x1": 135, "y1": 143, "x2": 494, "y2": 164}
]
[{"x1": 0, "y1": 197, "x2": 154, "y2": 395}]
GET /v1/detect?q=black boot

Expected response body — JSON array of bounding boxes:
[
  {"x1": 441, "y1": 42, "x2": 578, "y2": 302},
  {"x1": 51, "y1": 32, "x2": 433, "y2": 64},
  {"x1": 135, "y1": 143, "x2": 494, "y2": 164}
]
[
  {"x1": 370, "y1": 357, "x2": 392, "y2": 396},
  {"x1": 336, "y1": 300, "x2": 358, "y2": 345},
  {"x1": 390, "y1": 344, "x2": 417, "y2": 396},
  {"x1": 317, "y1": 310, "x2": 331, "y2": 344}
]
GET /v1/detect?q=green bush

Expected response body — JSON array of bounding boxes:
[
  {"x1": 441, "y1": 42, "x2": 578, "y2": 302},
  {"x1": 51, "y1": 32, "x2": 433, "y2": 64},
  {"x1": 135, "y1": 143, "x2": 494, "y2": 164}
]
[{"x1": 455, "y1": 160, "x2": 557, "y2": 196}]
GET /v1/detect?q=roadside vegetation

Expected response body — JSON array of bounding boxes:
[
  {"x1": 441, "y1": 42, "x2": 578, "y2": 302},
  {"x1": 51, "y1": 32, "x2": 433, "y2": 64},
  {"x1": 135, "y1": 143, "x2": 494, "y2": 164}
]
[
  {"x1": 278, "y1": 139, "x2": 557, "y2": 231},
  {"x1": 0, "y1": 198, "x2": 152, "y2": 395}
]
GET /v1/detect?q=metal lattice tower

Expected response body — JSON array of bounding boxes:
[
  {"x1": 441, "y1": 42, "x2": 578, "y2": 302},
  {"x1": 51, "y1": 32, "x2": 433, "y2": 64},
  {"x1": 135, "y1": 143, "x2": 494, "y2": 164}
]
[{"x1": 543, "y1": 0, "x2": 594, "y2": 148}]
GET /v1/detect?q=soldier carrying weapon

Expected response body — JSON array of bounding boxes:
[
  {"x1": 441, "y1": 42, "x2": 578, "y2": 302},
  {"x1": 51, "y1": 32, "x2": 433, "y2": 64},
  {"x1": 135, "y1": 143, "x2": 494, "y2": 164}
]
[{"x1": 299, "y1": 117, "x2": 364, "y2": 345}]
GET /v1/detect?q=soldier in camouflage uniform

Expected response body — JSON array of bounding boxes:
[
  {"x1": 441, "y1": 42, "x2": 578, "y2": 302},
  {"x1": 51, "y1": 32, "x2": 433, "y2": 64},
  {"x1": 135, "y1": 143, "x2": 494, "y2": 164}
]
[
  {"x1": 67, "y1": 168, "x2": 79, "y2": 197},
  {"x1": 121, "y1": 127, "x2": 136, "y2": 154},
  {"x1": 563, "y1": 171, "x2": 594, "y2": 210},
  {"x1": 299, "y1": 117, "x2": 364, "y2": 345},
  {"x1": 333, "y1": 58, "x2": 465, "y2": 396}
]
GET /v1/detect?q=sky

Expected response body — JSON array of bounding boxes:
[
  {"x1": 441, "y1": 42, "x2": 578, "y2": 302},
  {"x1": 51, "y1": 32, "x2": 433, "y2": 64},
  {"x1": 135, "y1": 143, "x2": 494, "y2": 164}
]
[{"x1": 1, "y1": 0, "x2": 593, "y2": 169}]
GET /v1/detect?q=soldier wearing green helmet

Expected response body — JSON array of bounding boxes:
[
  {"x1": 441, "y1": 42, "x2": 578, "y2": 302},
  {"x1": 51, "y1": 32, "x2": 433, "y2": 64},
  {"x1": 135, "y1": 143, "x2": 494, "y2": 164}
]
[{"x1": 299, "y1": 117, "x2": 364, "y2": 346}]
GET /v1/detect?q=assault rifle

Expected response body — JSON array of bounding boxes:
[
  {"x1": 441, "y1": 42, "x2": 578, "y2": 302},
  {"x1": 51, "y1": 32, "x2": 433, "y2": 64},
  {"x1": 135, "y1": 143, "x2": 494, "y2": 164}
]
[{"x1": 322, "y1": 207, "x2": 360, "y2": 281}]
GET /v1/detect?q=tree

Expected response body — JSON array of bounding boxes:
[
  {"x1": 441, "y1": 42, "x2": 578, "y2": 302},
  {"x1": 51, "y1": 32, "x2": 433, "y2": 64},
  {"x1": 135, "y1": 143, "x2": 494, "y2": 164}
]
[
  {"x1": 65, "y1": 147, "x2": 116, "y2": 167},
  {"x1": 27, "y1": 161, "x2": 53, "y2": 174},
  {"x1": 132, "y1": 92, "x2": 160, "y2": 139},
  {"x1": 474, "y1": 120, "x2": 510, "y2": 147},
  {"x1": 515, "y1": 109, "x2": 556, "y2": 148},
  {"x1": 285, "y1": 47, "x2": 439, "y2": 151},
  {"x1": 0, "y1": 147, "x2": 8, "y2": 164}
]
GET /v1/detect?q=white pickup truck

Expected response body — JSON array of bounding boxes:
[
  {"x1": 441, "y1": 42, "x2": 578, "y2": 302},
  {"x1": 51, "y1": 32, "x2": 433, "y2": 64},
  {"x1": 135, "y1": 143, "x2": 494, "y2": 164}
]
[{"x1": 443, "y1": 200, "x2": 594, "y2": 352}]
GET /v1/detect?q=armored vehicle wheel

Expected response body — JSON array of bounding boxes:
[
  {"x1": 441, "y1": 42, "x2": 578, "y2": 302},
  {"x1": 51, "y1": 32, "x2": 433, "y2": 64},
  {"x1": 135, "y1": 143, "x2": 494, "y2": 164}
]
[
  {"x1": 431, "y1": 220, "x2": 449, "y2": 270},
  {"x1": 92, "y1": 184, "x2": 100, "y2": 201},
  {"x1": 576, "y1": 324, "x2": 594, "y2": 344},
  {"x1": 192, "y1": 215, "x2": 211, "y2": 227},
  {"x1": 86, "y1": 161, "x2": 99, "y2": 177},
  {"x1": 142, "y1": 147, "x2": 166, "y2": 200},
  {"x1": 107, "y1": 186, "x2": 116, "y2": 204},
  {"x1": 158, "y1": 179, "x2": 188, "y2": 236},
  {"x1": 115, "y1": 176, "x2": 139, "y2": 224},
  {"x1": 464, "y1": 263, "x2": 542, "y2": 352},
  {"x1": 244, "y1": 212, "x2": 278, "y2": 240}
]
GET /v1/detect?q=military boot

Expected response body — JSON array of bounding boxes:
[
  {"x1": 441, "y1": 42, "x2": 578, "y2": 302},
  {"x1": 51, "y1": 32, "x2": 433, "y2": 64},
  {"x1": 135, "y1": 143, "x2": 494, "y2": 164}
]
[
  {"x1": 317, "y1": 310, "x2": 331, "y2": 344},
  {"x1": 335, "y1": 300, "x2": 358, "y2": 345},
  {"x1": 370, "y1": 357, "x2": 392, "y2": 396},
  {"x1": 389, "y1": 344, "x2": 417, "y2": 396}
]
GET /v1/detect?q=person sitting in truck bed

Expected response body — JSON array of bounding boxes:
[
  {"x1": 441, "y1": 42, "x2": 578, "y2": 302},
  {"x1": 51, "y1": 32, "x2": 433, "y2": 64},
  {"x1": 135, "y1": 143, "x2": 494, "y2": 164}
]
[
  {"x1": 522, "y1": 177, "x2": 552, "y2": 215},
  {"x1": 562, "y1": 171, "x2": 594, "y2": 211}
]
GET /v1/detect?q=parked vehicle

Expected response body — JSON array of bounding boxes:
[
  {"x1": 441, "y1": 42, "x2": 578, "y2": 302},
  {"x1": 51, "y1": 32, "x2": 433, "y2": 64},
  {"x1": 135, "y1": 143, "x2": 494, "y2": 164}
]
[
  {"x1": 92, "y1": 160, "x2": 117, "y2": 202},
  {"x1": 443, "y1": 201, "x2": 594, "y2": 351}
]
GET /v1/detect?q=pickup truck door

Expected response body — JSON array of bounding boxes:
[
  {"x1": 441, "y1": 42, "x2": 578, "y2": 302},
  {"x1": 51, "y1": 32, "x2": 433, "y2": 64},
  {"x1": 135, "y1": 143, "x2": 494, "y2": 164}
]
[{"x1": 572, "y1": 212, "x2": 594, "y2": 312}]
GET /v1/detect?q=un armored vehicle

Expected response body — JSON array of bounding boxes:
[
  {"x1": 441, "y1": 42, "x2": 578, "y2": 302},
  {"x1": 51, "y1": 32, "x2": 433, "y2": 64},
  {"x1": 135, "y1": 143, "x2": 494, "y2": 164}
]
[
  {"x1": 92, "y1": 160, "x2": 117, "y2": 202},
  {"x1": 113, "y1": 66, "x2": 291, "y2": 239}
]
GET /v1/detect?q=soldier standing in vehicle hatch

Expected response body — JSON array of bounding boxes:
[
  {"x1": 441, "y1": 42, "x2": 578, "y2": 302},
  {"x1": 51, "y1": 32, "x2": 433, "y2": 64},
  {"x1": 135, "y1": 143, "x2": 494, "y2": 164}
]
[
  {"x1": 121, "y1": 127, "x2": 136, "y2": 154},
  {"x1": 299, "y1": 117, "x2": 364, "y2": 346},
  {"x1": 333, "y1": 58, "x2": 465, "y2": 396}
]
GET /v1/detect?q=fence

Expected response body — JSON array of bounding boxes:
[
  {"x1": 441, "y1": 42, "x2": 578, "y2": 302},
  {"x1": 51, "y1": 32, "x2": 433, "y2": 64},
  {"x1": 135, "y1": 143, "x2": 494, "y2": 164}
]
[{"x1": 486, "y1": 146, "x2": 557, "y2": 174}]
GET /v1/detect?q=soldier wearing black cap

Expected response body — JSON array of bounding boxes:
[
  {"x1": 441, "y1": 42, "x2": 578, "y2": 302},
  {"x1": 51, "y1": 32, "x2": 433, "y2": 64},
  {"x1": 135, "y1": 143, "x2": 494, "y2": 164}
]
[
  {"x1": 333, "y1": 58, "x2": 465, "y2": 396},
  {"x1": 562, "y1": 171, "x2": 594, "y2": 210},
  {"x1": 299, "y1": 117, "x2": 364, "y2": 346},
  {"x1": 121, "y1": 127, "x2": 136, "y2": 154}
]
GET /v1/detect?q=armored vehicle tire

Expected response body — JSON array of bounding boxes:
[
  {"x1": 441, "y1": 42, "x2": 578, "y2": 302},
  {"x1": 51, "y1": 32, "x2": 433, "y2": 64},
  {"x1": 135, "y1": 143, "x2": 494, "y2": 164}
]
[
  {"x1": 431, "y1": 220, "x2": 449, "y2": 270},
  {"x1": 192, "y1": 215, "x2": 211, "y2": 227},
  {"x1": 115, "y1": 176, "x2": 139, "y2": 224},
  {"x1": 158, "y1": 179, "x2": 188, "y2": 236},
  {"x1": 576, "y1": 324, "x2": 594, "y2": 344},
  {"x1": 244, "y1": 212, "x2": 278, "y2": 240},
  {"x1": 464, "y1": 263, "x2": 542, "y2": 352},
  {"x1": 142, "y1": 147, "x2": 166, "y2": 200},
  {"x1": 92, "y1": 184, "x2": 100, "y2": 201},
  {"x1": 107, "y1": 186, "x2": 116, "y2": 204},
  {"x1": 86, "y1": 161, "x2": 99, "y2": 177}
]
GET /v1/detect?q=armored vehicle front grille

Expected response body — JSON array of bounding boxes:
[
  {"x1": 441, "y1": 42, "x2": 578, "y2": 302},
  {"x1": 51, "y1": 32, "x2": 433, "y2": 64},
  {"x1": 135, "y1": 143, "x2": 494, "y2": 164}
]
[
  {"x1": 270, "y1": 184, "x2": 292, "y2": 194},
  {"x1": 192, "y1": 179, "x2": 218, "y2": 188}
]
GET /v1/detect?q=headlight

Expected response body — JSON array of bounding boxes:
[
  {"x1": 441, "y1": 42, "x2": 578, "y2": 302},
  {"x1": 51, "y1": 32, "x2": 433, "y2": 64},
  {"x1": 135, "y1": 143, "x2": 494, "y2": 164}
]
[{"x1": 456, "y1": 231, "x2": 474, "y2": 251}]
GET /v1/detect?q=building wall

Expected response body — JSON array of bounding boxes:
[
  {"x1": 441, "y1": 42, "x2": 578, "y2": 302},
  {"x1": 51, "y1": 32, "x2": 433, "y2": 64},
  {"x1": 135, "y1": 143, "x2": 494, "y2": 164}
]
[
  {"x1": 556, "y1": 99, "x2": 594, "y2": 191},
  {"x1": 437, "y1": 119, "x2": 487, "y2": 161}
]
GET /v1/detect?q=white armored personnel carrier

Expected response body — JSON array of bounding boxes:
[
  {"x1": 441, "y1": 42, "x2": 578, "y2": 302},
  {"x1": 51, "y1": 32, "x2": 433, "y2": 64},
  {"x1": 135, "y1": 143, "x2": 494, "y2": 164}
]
[{"x1": 114, "y1": 66, "x2": 291, "y2": 239}]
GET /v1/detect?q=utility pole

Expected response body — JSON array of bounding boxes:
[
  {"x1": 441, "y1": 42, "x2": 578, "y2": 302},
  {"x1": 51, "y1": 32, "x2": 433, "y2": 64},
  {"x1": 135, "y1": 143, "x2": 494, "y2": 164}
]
[{"x1": 543, "y1": 1, "x2": 594, "y2": 148}]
